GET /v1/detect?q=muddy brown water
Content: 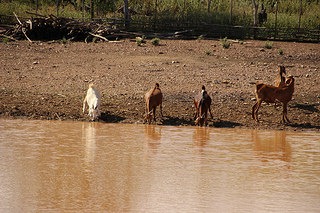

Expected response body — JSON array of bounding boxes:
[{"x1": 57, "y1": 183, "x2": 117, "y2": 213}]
[{"x1": 0, "y1": 119, "x2": 319, "y2": 212}]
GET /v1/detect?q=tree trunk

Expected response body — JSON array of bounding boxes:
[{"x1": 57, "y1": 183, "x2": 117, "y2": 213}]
[
  {"x1": 56, "y1": 0, "x2": 59, "y2": 16},
  {"x1": 123, "y1": 0, "x2": 129, "y2": 30},
  {"x1": 154, "y1": 0, "x2": 158, "y2": 30},
  {"x1": 82, "y1": 0, "x2": 84, "y2": 20},
  {"x1": 230, "y1": 0, "x2": 233, "y2": 24},
  {"x1": 298, "y1": 0, "x2": 303, "y2": 31},
  {"x1": 36, "y1": 0, "x2": 38, "y2": 14},
  {"x1": 252, "y1": 0, "x2": 258, "y2": 26},
  {"x1": 90, "y1": 0, "x2": 94, "y2": 20},
  {"x1": 275, "y1": 0, "x2": 279, "y2": 39},
  {"x1": 207, "y1": 0, "x2": 211, "y2": 14}
]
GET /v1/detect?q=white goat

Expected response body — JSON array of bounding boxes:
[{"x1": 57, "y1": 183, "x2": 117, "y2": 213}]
[{"x1": 83, "y1": 83, "x2": 101, "y2": 120}]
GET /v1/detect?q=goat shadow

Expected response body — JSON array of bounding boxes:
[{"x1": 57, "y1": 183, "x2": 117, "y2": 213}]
[
  {"x1": 211, "y1": 119, "x2": 242, "y2": 128},
  {"x1": 99, "y1": 111, "x2": 125, "y2": 123},
  {"x1": 291, "y1": 103, "x2": 320, "y2": 114},
  {"x1": 161, "y1": 115, "x2": 193, "y2": 126},
  {"x1": 161, "y1": 116, "x2": 242, "y2": 128},
  {"x1": 286, "y1": 122, "x2": 320, "y2": 130}
]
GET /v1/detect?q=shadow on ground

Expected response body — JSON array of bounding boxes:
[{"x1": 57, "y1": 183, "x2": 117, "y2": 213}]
[
  {"x1": 291, "y1": 103, "x2": 320, "y2": 113},
  {"x1": 99, "y1": 112, "x2": 126, "y2": 123},
  {"x1": 286, "y1": 122, "x2": 320, "y2": 130},
  {"x1": 212, "y1": 119, "x2": 243, "y2": 128},
  {"x1": 161, "y1": 116, "x2": 193, "y2": 126}
]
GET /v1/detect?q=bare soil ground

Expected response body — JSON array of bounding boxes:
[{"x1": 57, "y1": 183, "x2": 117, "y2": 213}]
[{"x1": 0, "y1": 39, "x2": 319, "y2": 131}]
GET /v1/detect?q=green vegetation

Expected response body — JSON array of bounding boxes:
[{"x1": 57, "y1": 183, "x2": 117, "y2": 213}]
[
  {"x1": 220, "y1": 37, "x2": 231, "y2": 49},
  {"x1": 136, "y1": 37, "x2": 142, "y2": 46},
  {"x1": 60, "y1": 36, "x2": 69, "y2": 44},
  {"x1": 264, "y1": 42, "x2": 273, "y2": 49},
  {"x1": 151, "y1": 38, "x2": 160, "y2": 46},
  {"x1": 136, "y1": 35, "x2": 146, "y2": 46},
  {"x1": 197, "y1": 35, "x2": 204, "y2": 42},
  {"x1": 2, "y1": 37, "x2": 10, "y2": 44},
  {"x1": 205, "y1": 50, "x2": 211, "y2": 55},
  {"x1": 1, "y1": 0, "x2": 319, "y2": 31},
  {"x1": 278, "y1": 49, "x2": 284, "y2": 55}
]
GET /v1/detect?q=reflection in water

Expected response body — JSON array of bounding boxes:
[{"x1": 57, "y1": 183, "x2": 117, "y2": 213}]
[
  {"x1": 193, "y1": 126, "x2": 210, "y2": 147},
  {"x1": 193, "y1": 127, "x2": 210, "y2": 154},
  {"x1": 144, "y1": 125, "x2": 161, "y2": 151},
  {"x1": 0, "y1": 119, "x2": 319, "y2": 212},
  {"x1": 251, "y1": 130, "x2": 292, "y2": 162},
  {"x1": 82, "y1": 122, "x2": 97, "y2": 165}
]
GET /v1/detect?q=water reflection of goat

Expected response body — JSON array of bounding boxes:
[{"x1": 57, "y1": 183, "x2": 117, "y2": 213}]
[
  {"x1": 251, "y1": 130, "x2": 291, "y2": 162},
  {"x1": 82, "y1": 122, "x2": 97, "y2": 164},
  {"x1": 193, "y1": 127, "x2": 210, "y2": 148},
  {"x1": 144, "y1": 125, "x2": 162, "y2": 151}
]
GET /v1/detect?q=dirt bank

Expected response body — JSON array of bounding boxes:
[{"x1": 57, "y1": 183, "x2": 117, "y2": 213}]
[{"x1": 0, "y1": 39, "x2": 319, "y2": 131}]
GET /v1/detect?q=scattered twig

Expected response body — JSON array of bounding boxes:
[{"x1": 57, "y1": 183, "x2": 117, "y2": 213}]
[
  {"x1": 13, "y1": 12, "x2": 22, "y2": 26},
  {"x1": 21, "y1": 28, "x2": 33, "y2": 43},
  {"x1": 0, "y1": 34, "x2": 18, "y2": 41},
  {"x1": 55, "y1": 112, "x2": 61, "y2": 121},
  {"x1": 88, "y1": 32, "x2": 109, "y2": 42},
  {"x1": 26, "y1": 11, "x2": 47, "y2": 18},
  {"x1": 13, "y1": 12, "x2": 33, "y2": 43}
]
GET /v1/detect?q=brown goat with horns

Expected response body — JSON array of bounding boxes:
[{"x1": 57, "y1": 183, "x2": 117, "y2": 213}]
[
  {"x1": 194, "y1": 85, "x2": 213, "y2": 126},
  {"x1": 252, "y1": 75, "x2": 295, "y2": 123},
  {"x1": 144, "y1": 83, "x2": 163, "y2": 124}
]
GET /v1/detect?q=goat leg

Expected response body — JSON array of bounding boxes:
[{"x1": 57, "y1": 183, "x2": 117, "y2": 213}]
[
  {"x1": 83, "y1": 98, "x2": 87, "y2": 113},
  {"x1": 252, "y1": 102, "x2": 258, "y2": 120},
  {"x1": 209, "y1": 106, "x2": 213, "y2": 119},
  {"x1": 195, "y1": 117, "x2": 200, "y2": 126},
  {"x1": 153, "y1": 107, "x2": 156, "y2": 122},
  {"x1": 282, "y1": 102, "x2": 291, "y2": 123},
  {"x1": 160, "y1": 104, "x2": 163, "y2": 119},
  {"x1": 253, "y1": 100, "x2": 262, "y2": 122}
]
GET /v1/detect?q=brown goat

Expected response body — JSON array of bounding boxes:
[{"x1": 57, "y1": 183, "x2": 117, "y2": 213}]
[
  {"x1": 252, "y1": 76, "x2": 295, "y2": 123},
  {"x1": 275, "y1": 65, "x2": 286, "y2": 87},
  {"x1": 144, "y1": 83, "x2": 163, "y2": 124},
  {"x1": 194, "y1": 86, "x2": 213, "y2": 126}
]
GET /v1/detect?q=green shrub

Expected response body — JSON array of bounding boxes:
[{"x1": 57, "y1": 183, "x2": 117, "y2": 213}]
[
  {"x1": 197, "y1": 35, "x2": 204, "y2": 42},
  {"x1": 2, "y1": 37, "x2": 10, "y2": 44},
  {"x1": 205, "y1": 50, "x2": 211, "y2": 55},
  {"x1": 136, "y1": 37, "x2": 142, "y2": 46},
  {"x1": 60, "y1": 36, "x2": 71, "y2": 44},
  {"x1": 278, "y1": 49, "x2": 284, "y2": 55},
  {"x1": 151, "y1": 38, "x2": 160, "y2": 46},
  {"x1": 264, "y1": 42, "x2": 273, "y2": 49},
  {"x1": 220, "y1": 37, "x2": 231, "y2": 49}
]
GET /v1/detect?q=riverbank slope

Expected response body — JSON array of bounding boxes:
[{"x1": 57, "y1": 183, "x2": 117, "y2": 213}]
[{"x1": 1, "y1": 39, "x2": 319, "y2": 131}]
